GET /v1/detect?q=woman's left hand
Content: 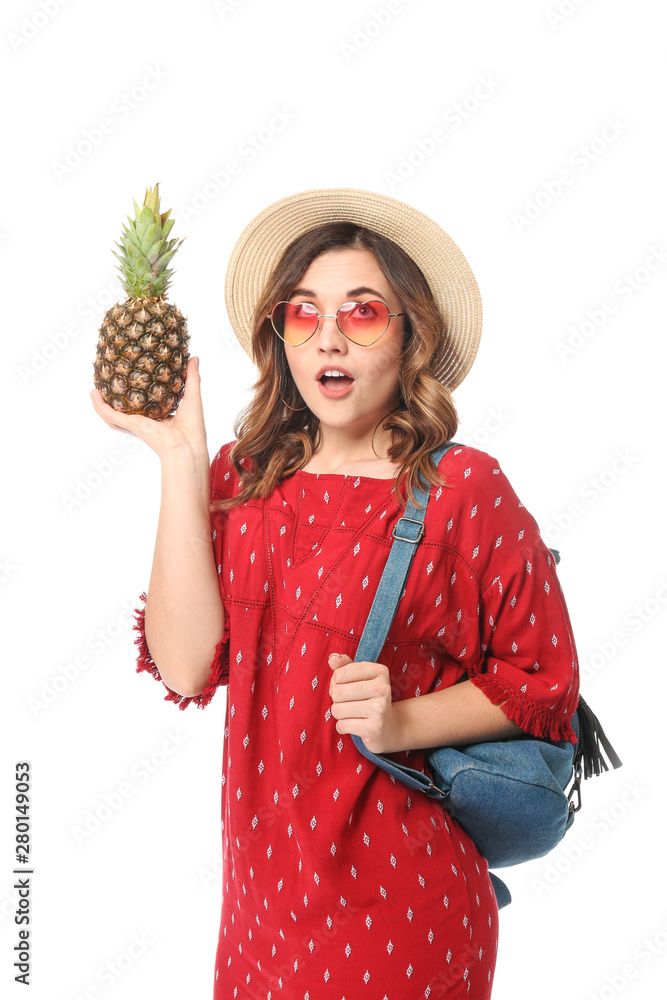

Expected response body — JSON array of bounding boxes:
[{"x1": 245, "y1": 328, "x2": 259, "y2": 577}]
[{"x1": 328, "y1": 652, "x2": 402, "y2": 754}]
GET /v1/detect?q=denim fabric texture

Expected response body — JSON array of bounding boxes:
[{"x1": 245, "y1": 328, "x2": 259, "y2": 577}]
[{"x1": 426, "y1": 710, "x2": 578, "y2": 869}]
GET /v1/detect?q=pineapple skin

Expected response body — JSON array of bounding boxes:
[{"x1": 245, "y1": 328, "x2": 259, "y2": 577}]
[
  {"x1": 93, "y1": 295, "x2": 189, "y2": 419},
  {"x1": 93, "y1": 184, "x2": 189, "y2": 420}
]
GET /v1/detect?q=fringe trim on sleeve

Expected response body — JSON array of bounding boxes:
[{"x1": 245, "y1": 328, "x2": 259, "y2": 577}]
[
  {"x1": 469, "y1": 669, "x2": 578, "y2": 744},
  {"x1": 132, "y1": 591, "x2": 230, "y2": 711}
]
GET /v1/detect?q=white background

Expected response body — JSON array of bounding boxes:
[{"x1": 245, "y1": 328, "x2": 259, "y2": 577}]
[{"x1": 2, "y1": 1, "x2": 665, "y2": 998}]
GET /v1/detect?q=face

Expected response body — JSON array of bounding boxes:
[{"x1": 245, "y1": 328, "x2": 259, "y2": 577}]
[{"x1": 277, "y1": 247, "x2": 406, "y2": 449}]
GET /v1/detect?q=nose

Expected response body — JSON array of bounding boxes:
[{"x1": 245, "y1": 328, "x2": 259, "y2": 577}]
[{"x1": 314, "y1": 314, "x2": 347, "y2": 352}]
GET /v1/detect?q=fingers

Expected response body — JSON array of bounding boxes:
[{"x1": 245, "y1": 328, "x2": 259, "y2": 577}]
[
  {"x1": 331, "y1": 701, "x2": 368, "y2": 721},
  {"x1": 183, "y1": 355, "x2": 200, "y2": 393},
  {"x1": 331, "y1": 698, "x2": 389, "y2": 720},
  {"x1": 330, "y1": 680, "x2": 390, "y2": 703},
  {"x1": 173, "y1": 356, "x2": 204, "y2": 413},
  {"x1": 329, "y1": 659, "x2": 390, "y2": 700},
  {"x1": 90, "y1": 387, "x2": 141, "y2": 435},
  {"x1": 328, "y1": 656, "x2": 380, "y2": 683},
  {"x1": 328, "y1": 652, "x2": 353, "y2": 677},
  {"x1": 170, "y1": 357, "x2": 207, "y2": 440}
]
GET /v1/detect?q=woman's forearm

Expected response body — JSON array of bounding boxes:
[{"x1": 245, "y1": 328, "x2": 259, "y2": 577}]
[
  {"x1": 390, "y1": 679, "x2": 524, "y2": 753},
  {"x1": 143, "y1": 443, "x2": 225, "y2": 698}
]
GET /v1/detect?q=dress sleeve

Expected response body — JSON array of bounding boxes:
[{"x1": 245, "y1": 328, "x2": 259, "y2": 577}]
[
  {"x1": 464, "y1": 454, "x2": 580, "y2": 744},
  {"x1": 130, "y1": 442, "x2": 235, "y2": 711}
]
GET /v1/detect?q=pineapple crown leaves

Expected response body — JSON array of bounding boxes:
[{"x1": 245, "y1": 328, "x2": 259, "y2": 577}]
[{"x1": 112, "y1": 183, "x2": 185, "y2": 299}]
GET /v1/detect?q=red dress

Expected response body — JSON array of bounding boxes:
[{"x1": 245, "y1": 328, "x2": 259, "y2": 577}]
[{"x1": 133, "y1": 441, "x2": 579, "y2": 1000}]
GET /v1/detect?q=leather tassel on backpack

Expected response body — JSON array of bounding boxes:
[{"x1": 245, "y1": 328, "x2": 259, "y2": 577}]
[{"x1": 576, "y1": 695, "x2": 623, "y2": 779}]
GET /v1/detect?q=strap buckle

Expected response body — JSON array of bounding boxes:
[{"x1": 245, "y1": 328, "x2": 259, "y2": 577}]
[{"x1": 391, "y1": 516, "x2": 425, "y2": 543}]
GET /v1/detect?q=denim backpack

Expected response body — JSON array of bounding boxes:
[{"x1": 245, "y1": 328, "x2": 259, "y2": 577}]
[{"x1": 351, "y1": 441, "x2": 622, "y2": 909}]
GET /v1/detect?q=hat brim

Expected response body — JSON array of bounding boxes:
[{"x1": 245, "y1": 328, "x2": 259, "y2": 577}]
[{"x1": 224, "y1": 187, "x2": 482, "y2": 390}]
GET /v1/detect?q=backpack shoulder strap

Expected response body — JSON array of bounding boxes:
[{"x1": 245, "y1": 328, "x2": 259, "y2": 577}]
[
  {"x1": 351, "y1": 441, "x2": 462, "y2": 790},
  {"x1": 353, "y1": 440, "x2": 462, "y2": 666}
]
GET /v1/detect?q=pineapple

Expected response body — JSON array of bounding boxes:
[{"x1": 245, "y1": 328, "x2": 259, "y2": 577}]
[{"x1": 93, "y1": 183, "x2": 189, "y2": 419}]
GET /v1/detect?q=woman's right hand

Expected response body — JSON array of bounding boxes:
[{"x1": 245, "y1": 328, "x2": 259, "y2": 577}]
[{"x1": 90, "y1": 356, "x2": 208, "y2": 460}]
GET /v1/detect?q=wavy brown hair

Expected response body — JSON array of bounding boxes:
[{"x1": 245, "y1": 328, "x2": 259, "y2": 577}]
[{"x1": 212, "y1": 222, "x2": 461, "y2": 515}]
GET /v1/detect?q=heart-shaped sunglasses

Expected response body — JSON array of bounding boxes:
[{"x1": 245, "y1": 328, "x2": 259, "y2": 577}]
[{"x1": 267, "y1": 300, "x2": 405, "y2": 347}]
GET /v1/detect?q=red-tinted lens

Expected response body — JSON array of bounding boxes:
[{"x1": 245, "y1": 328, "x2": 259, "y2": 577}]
[
  {"x1": 271, "y1": 302, "x2": 318, "y2": 345},
  {"x1": 337, "y1": 301, "x2": 390, "y2": 345}
]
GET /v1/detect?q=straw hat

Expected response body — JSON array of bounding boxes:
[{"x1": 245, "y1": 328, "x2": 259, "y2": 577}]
[{"x1": 224, "y1": 187, "x2": 482, "y2": 390}]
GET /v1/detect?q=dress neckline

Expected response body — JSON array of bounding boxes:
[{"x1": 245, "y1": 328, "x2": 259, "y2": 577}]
[{"x1": 298, "y1": 469, "x2": 397, "y2": 484}]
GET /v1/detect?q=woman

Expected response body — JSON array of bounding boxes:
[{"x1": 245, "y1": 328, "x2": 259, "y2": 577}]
[{"x1": 92, "y1": 187, "x2": 580, "y2": 998}]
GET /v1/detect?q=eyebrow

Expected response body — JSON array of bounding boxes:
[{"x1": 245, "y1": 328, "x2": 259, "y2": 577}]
[{"x1": 288, "y1": 286, "x2": 388, "y2": 301}]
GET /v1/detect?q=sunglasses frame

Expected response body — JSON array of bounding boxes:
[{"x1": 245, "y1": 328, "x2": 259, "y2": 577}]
[{"x1": 266, "y1": 299, "x2": 406, "y2": 347}]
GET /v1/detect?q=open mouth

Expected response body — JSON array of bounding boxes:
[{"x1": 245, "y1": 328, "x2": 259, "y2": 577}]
[{"x1": 319, "y1": 373, "x2": 355, "y2": 388}]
